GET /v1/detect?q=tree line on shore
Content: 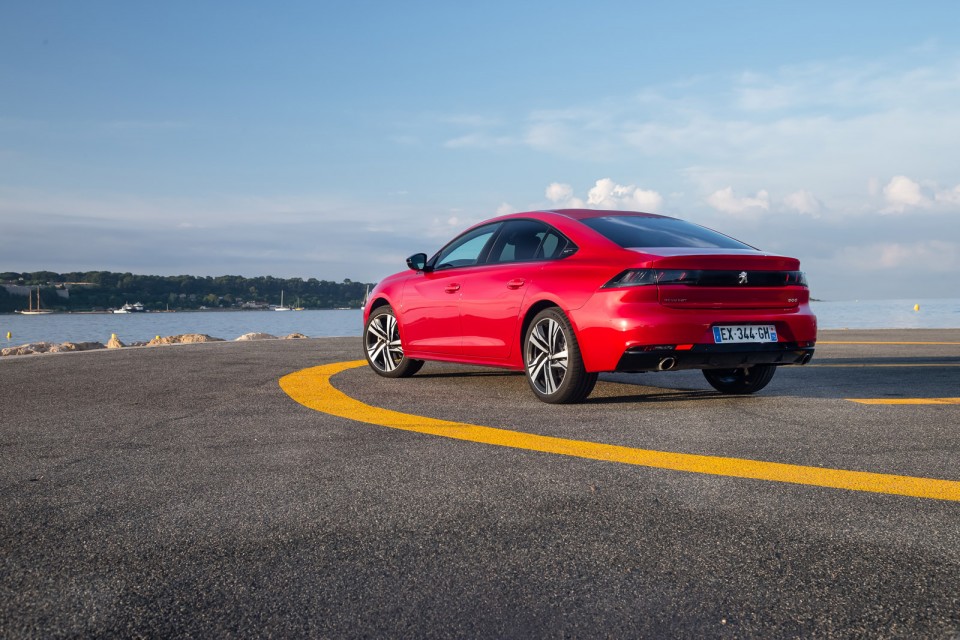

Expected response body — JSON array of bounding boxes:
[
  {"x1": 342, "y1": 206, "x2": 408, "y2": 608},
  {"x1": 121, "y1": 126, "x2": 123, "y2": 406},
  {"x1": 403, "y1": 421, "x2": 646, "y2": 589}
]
[{"x1": 0, "y1": 271, "x2": 375, "y2": 313}]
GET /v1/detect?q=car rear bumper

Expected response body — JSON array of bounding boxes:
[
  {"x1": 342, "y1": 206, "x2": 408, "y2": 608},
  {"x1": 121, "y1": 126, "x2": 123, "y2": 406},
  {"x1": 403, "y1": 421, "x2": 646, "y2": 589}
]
[
  {"x1": 568, "y1": 289, "x2": 818, "y2": 372},
  {"x1": 614, "y1": 342, "x2": 815, "y2": 372}
]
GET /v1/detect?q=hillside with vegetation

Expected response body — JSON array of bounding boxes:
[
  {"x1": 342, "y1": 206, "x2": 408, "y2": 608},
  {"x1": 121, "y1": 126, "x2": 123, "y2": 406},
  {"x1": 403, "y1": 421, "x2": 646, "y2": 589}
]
[{"x1": 0, "y1": 271, "x2": 374, "y2": 313}]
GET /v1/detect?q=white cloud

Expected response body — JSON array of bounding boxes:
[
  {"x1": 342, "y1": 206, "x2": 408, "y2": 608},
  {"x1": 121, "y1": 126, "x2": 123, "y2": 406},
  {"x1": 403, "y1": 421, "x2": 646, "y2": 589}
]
[
  {"x1": 544, "y1": 178, "x2": 662, "y2": 212},
  {"x1": 882, "y1": 175, "x2": 930, "y2": 213},
  {"x1": 495, "y1": 202, "x2": 515, "y2": 216},
  {"x1": 706, "y1": 187, "x2": 770, "y2": 216},
  {"x1": 783, "y1": 189, "x2": 822, "y2": 216},
  {"x1": 879, "y1": 175, "x2": 960, "y2": 213},
  {"x1": 545, "y1": 182, "x2": 573, "y2": 203},
  {"x1": 587, "y1": 178, "x2": 663, "y2": 211}
]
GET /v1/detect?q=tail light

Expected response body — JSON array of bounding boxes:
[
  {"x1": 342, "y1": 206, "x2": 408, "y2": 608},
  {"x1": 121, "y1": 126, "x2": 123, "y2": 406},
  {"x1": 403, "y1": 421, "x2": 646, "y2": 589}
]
[
  {"x1": 602, "y1": 269, "x2": 657, "y2": 288},
  {"x1": 602, "y1": 269, "x2": 700, "y2": 288},
  {"x1": 784, "y1": 271, "x2": 809, "y2": 287}
]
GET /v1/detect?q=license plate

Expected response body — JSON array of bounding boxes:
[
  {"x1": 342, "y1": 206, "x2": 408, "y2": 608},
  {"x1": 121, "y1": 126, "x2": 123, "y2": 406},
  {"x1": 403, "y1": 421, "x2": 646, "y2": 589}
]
[{"x1": 712, "y1": 325, "x2": 778, "y2": 344}]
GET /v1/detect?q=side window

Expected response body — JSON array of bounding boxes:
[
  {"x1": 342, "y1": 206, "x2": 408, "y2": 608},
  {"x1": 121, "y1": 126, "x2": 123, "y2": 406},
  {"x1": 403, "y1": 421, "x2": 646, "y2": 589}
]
[
  {"x1": 540, "y1": 230, "x2": 564, "y2": 258},
  {"x1": 433, "y1": 224, "x2": 499, "y2": 270},
  {"x1": 488, "y1": 220, "x2": 573, "y2": 263}
]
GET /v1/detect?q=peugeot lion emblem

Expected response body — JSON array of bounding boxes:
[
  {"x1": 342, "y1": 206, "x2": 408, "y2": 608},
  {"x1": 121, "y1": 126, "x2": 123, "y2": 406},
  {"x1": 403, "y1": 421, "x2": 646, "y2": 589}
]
[{"x1": 738, "y1": 271, "x2": 749, "y2": 285}]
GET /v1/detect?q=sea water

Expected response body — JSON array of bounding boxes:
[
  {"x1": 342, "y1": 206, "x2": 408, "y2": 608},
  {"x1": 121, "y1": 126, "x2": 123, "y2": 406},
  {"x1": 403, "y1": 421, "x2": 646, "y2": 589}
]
[
  {"x1": 810, "y1": 298, "x2": 959, "y2": 330},
  {"x1": 0, "y1": 309, "x2": 363, "y2": 347},
  {"x1": 1, "y1": 300, "x2": 957, "y2": 348}
]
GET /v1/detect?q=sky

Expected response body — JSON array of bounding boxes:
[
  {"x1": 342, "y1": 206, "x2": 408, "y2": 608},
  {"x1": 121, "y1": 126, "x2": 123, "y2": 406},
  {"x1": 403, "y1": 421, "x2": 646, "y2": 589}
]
[{"x1": 2, "y1": 1, "x2": 959, "y2": 300}]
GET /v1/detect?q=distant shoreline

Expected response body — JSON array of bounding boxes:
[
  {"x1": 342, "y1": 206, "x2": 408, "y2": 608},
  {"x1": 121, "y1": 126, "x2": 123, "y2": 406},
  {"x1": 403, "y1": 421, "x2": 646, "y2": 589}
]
[{"x1": 1, "y1": 307, "x2": 361, "y2": 316}]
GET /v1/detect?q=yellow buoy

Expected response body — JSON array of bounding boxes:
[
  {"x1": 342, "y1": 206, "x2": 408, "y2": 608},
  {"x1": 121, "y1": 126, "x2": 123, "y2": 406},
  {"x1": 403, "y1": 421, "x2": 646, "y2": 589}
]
[
  {"x1": 914, "y1": 303, "x2": 920, "y2": 312},
  {"x1": 5, "y1": 331, "x2": 10, "y2": 340}
]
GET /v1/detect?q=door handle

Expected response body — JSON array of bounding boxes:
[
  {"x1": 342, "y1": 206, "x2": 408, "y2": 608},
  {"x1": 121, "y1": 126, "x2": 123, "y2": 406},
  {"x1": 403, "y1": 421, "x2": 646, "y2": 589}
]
[
  {"x1": 444, "y1": 283, "x2": 461, "y2": 293},
  {"x1": 506, "y1": 278, "x2": 525, "y2": 289}
]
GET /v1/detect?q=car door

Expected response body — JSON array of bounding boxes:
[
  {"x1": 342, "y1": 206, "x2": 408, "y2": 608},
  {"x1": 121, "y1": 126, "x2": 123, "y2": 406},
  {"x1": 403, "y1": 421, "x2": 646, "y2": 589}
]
[
  {"x1": 458, "y1": 220, "x2": 554, "y2": 361},
  {"x1": 400, "y1": 224, "x2": 499, "y2": 356}
]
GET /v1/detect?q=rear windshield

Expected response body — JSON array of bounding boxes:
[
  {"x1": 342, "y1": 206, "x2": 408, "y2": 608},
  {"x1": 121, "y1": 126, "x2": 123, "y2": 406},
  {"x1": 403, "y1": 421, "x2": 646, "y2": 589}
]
[{"x1": 581, "y1": 216, "x2": 754, "y2": 250}]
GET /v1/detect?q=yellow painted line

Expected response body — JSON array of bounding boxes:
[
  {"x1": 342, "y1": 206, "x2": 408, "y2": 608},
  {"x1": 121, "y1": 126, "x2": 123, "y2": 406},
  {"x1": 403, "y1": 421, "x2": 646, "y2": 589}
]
[
  {"x1": 848, "y1": 398, "x2": 960, "y2": 405},
  {"x1": 279, "y1": 361, "x2": 960, "y2": 502},
  {"x1": 819, "y1": 341, "x2": 960, "y2": 345}
]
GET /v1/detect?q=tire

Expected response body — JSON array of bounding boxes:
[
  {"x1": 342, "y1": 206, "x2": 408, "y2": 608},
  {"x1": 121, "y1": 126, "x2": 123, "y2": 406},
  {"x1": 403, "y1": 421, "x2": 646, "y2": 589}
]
[
  {"x1": 364, "y1": 306, "x2": 424, "y2": 378},
  {"x1": 702, "y1": 364, "x2": 776, "y2": 395},
  {"x1": 524, "y1": 308, "x2": 598, "y2": 404}
]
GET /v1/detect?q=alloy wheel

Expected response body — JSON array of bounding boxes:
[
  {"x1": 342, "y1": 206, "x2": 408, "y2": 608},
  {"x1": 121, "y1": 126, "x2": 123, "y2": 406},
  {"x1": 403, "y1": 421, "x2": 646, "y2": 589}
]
[
  {"x1": 366, "y1": 311, "x2": 404, "y2": 373},
  {"x1": 526, "y1": 316, "x2": 569, "y2": 396}
]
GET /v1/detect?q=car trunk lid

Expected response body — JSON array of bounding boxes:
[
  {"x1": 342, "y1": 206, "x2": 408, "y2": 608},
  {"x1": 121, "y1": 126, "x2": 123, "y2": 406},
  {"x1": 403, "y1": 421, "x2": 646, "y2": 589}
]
[{"x1": 637, "y1": 249, "x2": 807, "y2": 310}]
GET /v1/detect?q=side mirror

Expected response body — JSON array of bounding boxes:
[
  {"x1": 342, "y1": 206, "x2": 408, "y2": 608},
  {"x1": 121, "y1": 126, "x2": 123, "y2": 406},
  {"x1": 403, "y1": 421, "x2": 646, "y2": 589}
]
[{"x1": 406, "y1": 253, "x2": 429, "y2": 271}]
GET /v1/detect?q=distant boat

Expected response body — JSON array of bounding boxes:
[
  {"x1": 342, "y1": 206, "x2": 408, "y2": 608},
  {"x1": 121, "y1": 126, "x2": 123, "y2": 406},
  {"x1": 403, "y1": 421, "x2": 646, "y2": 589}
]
[
  {"x1": 16, "y1": 287, "x2": 54, "y2": 315},
  {"x1": 274, "y1": 290, "x2": 292, "y2": 311},
  {"x1": 113, "y1": 302, "x2": 145, "y2": 314}
]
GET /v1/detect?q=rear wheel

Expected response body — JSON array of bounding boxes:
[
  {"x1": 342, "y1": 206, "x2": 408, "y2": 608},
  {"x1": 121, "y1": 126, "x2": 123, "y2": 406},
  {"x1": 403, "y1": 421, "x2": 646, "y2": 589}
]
[
  {"x1": 524, "y1": 308, "x2": 597, "y2": 404},
  {"x1": 702, "y1": 364, "x2": 776, "y2": 395},
  {"x1": 364, "y1": 306, "x2": 424, "y2": 378}
]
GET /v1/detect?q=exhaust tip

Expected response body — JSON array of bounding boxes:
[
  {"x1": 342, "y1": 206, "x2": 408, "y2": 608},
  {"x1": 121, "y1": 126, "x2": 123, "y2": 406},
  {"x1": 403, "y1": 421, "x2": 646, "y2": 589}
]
[
  {"x1": 658, "y1": 357, "x2": 677, "y2": 371},
  {"x1": 800, "y1": 353, "x2": 813, "y2": 365}
]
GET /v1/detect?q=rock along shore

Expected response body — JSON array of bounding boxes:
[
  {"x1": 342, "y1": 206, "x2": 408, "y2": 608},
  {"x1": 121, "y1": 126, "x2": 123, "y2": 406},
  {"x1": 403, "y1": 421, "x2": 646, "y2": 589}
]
[{"x1": 1, "y1": 332, "x2": 309, "y2": 357}]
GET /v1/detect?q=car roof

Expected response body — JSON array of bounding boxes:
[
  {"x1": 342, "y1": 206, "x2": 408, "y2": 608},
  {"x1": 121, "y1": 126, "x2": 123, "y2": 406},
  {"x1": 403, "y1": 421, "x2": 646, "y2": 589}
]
[
  {"x1": 461, "y1": 208, "x2": 677, "y2": 238},
  {"x1": 540, "y1": 209, "x2": 672, "y2": 221}
]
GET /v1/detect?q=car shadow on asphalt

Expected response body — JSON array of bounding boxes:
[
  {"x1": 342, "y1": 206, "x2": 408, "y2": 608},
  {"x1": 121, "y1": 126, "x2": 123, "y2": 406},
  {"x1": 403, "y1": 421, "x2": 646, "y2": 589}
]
[
  {"x1": 586, "y1": 387, "x2": 737, "y2": 405},
  {"x1": 414, "y1": 370, "x2": 523, "y2": 379},
  {"x1": 410, "y1": 368, "x2": 764, "y2": 403},
  {"x1": 399, "y1": 356, "x2": 960, "y2": 404}
]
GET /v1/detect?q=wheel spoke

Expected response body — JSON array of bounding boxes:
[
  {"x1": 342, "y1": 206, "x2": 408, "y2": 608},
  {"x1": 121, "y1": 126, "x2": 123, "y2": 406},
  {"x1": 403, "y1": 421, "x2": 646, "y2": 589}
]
[
  {"x1": 387, "y1": 340, "x2": 403, "y2": 365},
  {"x1": 530, "y1": 353, "x2": 548, "y2": 388},
  {"x1": 385, "y1": 314, "x2": 397, "y2": 338},
  {"x1": 368, "y1": 320, "x2": 388, "y2": 342},
  {"x1": 542, "y1": 363, "x2": 556, "y2": 393},
  {"x1": 548, "y1": 319, "x2": 562, "y2": 351},
  {"x1": 372, "y1": 342, "x2": 392, "y2": 370},
  {"x1": 529, "y1": 326, "x2": 550, "y2": 354}
]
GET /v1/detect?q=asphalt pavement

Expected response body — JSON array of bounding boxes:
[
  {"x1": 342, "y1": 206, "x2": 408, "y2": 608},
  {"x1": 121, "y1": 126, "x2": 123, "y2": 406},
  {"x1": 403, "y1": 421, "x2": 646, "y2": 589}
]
[{"x1": 1, "y1": 330, "x2": 958, "y2": 638}]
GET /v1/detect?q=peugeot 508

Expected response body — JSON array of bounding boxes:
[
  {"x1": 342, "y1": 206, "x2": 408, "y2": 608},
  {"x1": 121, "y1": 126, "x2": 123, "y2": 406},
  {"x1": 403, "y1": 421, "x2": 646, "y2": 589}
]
[{"x1": 362, "y1": 209, "x2": 816, "y2": 403}]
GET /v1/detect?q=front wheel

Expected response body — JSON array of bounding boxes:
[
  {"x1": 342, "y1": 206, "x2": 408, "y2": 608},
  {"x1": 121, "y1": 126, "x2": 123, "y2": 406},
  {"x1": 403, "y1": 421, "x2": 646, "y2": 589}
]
[
  {"x1": 702, "y1": 364, "x2": 776, "y2": 395},
  {"x1": 364, "y1": 306, "x2": 424, "y2": 378},
  {"x1": 524, "y1": 308, "x2": 597, "y2": 404}
]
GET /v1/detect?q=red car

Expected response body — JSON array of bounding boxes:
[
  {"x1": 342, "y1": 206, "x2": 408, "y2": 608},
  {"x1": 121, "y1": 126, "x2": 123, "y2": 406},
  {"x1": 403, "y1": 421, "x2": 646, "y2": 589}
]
[{"x1": 363, "y1": 209, "x2": 816, "y2": 403}]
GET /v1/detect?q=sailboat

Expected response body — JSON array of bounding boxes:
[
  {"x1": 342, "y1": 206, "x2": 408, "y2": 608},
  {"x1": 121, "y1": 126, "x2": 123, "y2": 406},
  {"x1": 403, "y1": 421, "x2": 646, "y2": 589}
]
[
  {"x1": 16, "y1": 287, "x2": 54, "y2": 315},
  {"x1": 274, "y1": 290, "x2": 292, "y2": 311}
]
